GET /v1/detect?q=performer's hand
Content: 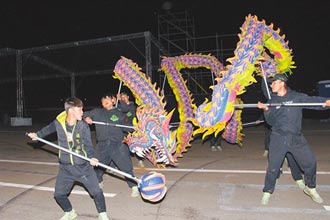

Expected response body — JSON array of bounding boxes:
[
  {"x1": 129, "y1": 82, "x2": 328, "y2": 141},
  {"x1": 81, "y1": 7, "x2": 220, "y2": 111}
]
[
  {"x1": 90, "y1": 158, "x2": 99, "y2": 167},
  {"x1": 323, "y1": 100, "x2": 330, "y2": 108},
  {"x1": 257, "y1": 101, "x2": 269, "y2": 111},
  {"x1": 84, "y1": 117, "x2": 93, "y2": 124},
  {"x1": 116, "y1": 93, "x2": 122, "y2": 100},
  {"x1": 27, "y1": 132, "x2": 38, "y2": 141}
]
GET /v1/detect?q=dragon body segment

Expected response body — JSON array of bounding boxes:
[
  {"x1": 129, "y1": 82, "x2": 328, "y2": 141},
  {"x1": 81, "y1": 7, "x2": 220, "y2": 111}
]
[
  {"x1": 193, "y1": 14, "x2": 295, "y2": 139},
  {"x1": 113, "y1": 57, "x2": 165, "y2": 108},
  {"x1": 160, "y1": 54, "x2": 225, "y2": 157}
]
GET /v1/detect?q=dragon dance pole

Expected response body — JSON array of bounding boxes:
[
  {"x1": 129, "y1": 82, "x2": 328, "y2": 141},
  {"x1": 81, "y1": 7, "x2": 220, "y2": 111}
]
[
  {"x1": 92, "y1": 120, "x2": 136, "y2": 129},
  {"x1": 27, "y1": 134, "x2": 140, "y2": 183},
  {"x1": 242, "y1": 120, "x2": 264, "y2": 126},
  {"x1": 25, "y1": 134, "x2": 168, "y2": 202},
  {"x1": 115, "y1": 81, "x2": 123, "y2": 108},
  {"x1": 234, "y1": 103, "x2": 327, "y2": 108},
  {"x1": 260, "y1": 61, "x2": 272, "y2": 100},
  {"x1": 92, "y1": 120, "x2": 180, "y2": 129}
]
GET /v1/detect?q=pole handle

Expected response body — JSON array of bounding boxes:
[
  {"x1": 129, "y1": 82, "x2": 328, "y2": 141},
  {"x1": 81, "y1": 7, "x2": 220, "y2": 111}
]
[
  {"x1": 242, "y1": 120, "x2": 264, "y2": 126},
  {"x1": 92, "y1": 121, "x2": 136, "y2": 130},
  {"x1": 235, "y1": 103, "x2": 326, "y2": 108},
  {"x1": 25, "y1": 133, "x2": 140, "y2": 183}
]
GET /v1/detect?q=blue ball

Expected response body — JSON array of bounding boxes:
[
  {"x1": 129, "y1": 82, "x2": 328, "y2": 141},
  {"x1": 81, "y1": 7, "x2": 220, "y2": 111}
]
[{"x1": 139, "y1": 172, "x2": 167, "y2": 202}]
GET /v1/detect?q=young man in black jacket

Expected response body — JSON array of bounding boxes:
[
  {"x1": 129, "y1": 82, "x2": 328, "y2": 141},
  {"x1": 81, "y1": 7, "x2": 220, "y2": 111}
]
[
  {"x1": 28, "y1": 97, "x2": 109, "y2": 220},
  {"x1": 84, "y1": 93, "x2": 139, "y2": 197}
]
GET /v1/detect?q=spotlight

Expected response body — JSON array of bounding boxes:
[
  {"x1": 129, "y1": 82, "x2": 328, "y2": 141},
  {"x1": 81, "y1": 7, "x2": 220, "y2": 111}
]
[{"x1": 161, "y1": 1, "x2": 173, "y2": 11}]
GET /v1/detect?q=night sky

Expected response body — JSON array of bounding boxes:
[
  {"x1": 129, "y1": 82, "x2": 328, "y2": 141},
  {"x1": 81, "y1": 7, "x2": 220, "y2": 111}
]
[{"x1": 1, "y1": 0, "x2": 329, "y2": 92}]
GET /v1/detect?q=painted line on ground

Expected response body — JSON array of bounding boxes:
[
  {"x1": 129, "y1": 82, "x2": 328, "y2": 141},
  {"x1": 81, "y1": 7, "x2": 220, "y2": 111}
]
[
  {"x1": 143, "y1": 167, "x2": 330, "y2": 175},
  {"x1": 1, "y1": 159, "x2": 330, "y2": 175},
  {"x1": 244, "y1": 129, "x2": 330, "y2": 134},
  {"x1": 1, "y1": 160, "x2": 329, "y2": 212},
  {"x1": 324, "y1": 206, "x2": 330, "y2": 211},
  {"x1": 0, "y1": 159, "x2": 59, "y2": 166},
  {"x1": 220, "y1": 205, "x2": 330, "y2": 215},
  {"x1": 0, "y1": 181, "x2": 116, "y2": 198}
]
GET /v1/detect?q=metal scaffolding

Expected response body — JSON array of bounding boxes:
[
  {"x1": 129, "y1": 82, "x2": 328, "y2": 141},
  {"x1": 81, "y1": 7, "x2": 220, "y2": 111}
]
[
  {"x1": 157, "y1": 10, "x2": 236, "y2": 96},
  {"x1": 0, "y1": 10, "x2": 238, "y2": 125},
  {"x1": 0, "y1": 31, "x2": 160, "y2": 123}
]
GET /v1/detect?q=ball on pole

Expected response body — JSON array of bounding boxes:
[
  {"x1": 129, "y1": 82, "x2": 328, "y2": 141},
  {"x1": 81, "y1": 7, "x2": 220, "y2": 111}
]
[{"x1": 139, "y1": 171, "x2": 167, "y2": 202}]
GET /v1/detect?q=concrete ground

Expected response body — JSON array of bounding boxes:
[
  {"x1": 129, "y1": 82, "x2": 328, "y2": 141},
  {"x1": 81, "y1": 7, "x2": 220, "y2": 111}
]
[{"x1": 0, "y1": 119, "x2": 329, "y2": 220}]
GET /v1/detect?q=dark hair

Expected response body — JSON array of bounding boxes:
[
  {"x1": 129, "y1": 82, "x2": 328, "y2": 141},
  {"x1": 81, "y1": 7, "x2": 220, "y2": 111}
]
[
  {"x1": 268, "y1": 74, "x2": 288, "y2": 83},
  {"x1": 101, "y1": 92, "x2": 116, "y2": 100},
  {"x1": 64, "y1": 97, "x2": 83, "y2": 111}
]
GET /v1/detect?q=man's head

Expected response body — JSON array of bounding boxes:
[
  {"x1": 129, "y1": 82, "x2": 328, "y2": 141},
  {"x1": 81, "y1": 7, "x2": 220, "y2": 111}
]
[
  {"x1": 120, "y1": 92, "x2": 130, "y2": 103},
  {"x1": 268, "y1": 74, "x2": 288, "y2": 83},
  {"x1": 64, "y1": 97, "x2": 84, "y2": 120},
  {"x1": 268, "y1": 74, "x2": 288, "y2": 95},
  {"x1": 101, "y1": 92, "x2": 116, "y2": 110}
]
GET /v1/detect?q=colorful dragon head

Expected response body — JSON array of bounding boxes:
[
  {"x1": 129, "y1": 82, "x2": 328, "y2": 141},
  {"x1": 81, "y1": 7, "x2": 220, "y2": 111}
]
[{"x1": 124, "y1": 105, "x2": 177, "y2": 167}]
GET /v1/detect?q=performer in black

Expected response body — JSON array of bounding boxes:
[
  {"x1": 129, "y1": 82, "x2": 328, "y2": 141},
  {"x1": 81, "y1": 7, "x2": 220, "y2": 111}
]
[
  {"x1": 84, "y1": 93, "x2": 139, "y2": 197},
  {"x1": 258, "y1": 74, "x2": 330, "y2": 205},
  {"x1": 28, "y1": 97, "x2": 109, "y2": 220}
]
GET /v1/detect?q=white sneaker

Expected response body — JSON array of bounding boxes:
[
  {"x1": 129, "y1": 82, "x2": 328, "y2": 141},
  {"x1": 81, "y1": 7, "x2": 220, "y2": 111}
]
[
  {"x1": 99, "y1": 181, "x2": 104, "y2": 189},
  {"x1": 138, "y1": 160, "x2": 145, "y2": 168},
  {"x1": 60, "y1": 209, "x2": 78, "y2": 220},
  {"x1": 295, "y1": 179, "x2": 305, "y2": 190},
  {"x1": 261, "y1": 192, "x2": 271, "y2": 205},
  {"x1": 210, "y1": 146, "x2": 217, "y2": 151},
  {"x1": 263, "y1": 150, "x2": 268, "y2": 157},
  {"x1": 217, "y1": 145, "x2": 222, "y2": 151},
  {"x1": 98, "y1": 212, "x2": 110, "y2": 220},
  {"x1": 131, "y1": 186, "x2": 139, "y2": 197},
  {"x1": 303, "y1": 187, "x2": 323, "y2": 204}
]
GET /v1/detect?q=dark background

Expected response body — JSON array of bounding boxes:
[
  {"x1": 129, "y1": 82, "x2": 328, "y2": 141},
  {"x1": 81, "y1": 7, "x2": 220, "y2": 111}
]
[{"x1": 0, "y1": 0, "x2": 329, "y2": 123}]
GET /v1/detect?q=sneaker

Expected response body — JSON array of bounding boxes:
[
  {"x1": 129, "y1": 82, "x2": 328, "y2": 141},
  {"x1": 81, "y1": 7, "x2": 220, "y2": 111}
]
[
  {"x1": 131, "y1": 185, "x2": 139, "y2": 197},
  {"x1": 217, "y1": 145, "x2": 222, "y2": 151},
  {"x1": 99, "y1": 181, "x2": 104, "y2": 189},
  {"x1": 138, "y1": 160, "x2": 145, "y2": 168},
  {"x1": 276, "y1": 168, "x2": 283, "y2": 179},
  {"x1": 261, "y1": 192, "x2": 271, "y2": 205},
  {"x1": 303, "y1": 187, "x2": 323, "y2": 204},
  {"x1": 262, "y1": 150, "x2": 268, "y2": 157},
  {"x1": 98, "y1": 212, "x2": 110, "y2": 220},
  {"x1": 295, "y1": 179, "x2": 305, "y2": 190},
  {"x1": 60, "y1": 209, "x2": 78, "y2": 220},
  {"x1": 210, "y1": 146, "x2": 217, "y2": 151}
]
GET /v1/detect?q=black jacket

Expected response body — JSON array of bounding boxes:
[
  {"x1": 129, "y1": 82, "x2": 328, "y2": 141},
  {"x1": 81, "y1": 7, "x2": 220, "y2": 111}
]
[
  {"x1": 37, "y1": 111, "x2": 94, "y2": 165},
  {"x1": 264, "y1": 88, "x2": 328, "y2": 134},
  {"x1": 84, "y1": 108, "x2": 132, "y2": 142}
]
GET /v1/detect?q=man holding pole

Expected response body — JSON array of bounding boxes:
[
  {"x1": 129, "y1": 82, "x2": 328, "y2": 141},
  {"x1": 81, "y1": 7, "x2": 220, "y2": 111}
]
[
  {"x1": 27, "y1": 97, "x2": 110, "y2": 220},
  {"x1": 257, "y1": 74, "x2": 330, "y2": 205},
  {"x1": 117, "y1": 91, "x2": 145, "y2": 167},
  {"x1": 84, "y1": 93, "x2": 139, "y2": 197}
]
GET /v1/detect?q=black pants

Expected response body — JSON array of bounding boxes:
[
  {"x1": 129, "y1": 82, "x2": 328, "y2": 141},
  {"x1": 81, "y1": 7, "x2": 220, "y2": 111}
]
[
  {"x1": 264, "y1": 124, "x2": 271, "y2": 151},
  {"x1": 54, "y1": 162, "x2": 106, "y2": 213},
  {"x1": 210, "y1": 135, "x2": 222, "y2": 147},
  {"x1": 95, "y1": 140, "x2": 136, "y2": 188},
  {"x1": 263, "y1": 132, "x2": 317, "y2": 193},
  {"x1": 285, "y1": 152, "x2": 303, "y2": 181}
]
